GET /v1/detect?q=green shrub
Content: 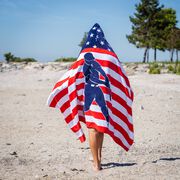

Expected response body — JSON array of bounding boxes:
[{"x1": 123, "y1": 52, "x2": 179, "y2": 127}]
[
  {"x1": 149, "y1": 67, "x2": 161, "y2": 74},
  {"x1": 21, "y1": 58, "x2": 37, "y2": 62},
  {"x1": 148, "y1": 63, "x2": 161, "y2": 74},
  {"x1": 168, "y1": 65, "x2": 174, "y2": 72},
  {"x1": 174, "y1": 64, "x2": 180, "y2": 75},
  {"x1": 55, "y1": 57, "x2": 77, "y2": 62}
]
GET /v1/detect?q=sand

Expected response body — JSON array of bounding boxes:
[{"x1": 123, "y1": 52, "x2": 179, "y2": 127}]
[{"x1": 0, "y1": 65, "x2": 180, "y2": 180}]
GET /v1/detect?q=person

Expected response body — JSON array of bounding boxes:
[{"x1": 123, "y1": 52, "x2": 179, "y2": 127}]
[{"x1": 83, "y1": 52, "x2": 111, "y2": 171}]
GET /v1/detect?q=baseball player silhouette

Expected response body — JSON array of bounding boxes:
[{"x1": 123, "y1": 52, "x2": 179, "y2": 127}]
[{"x1": 83, "y1": 52, "x2": 111, "y2": 123}]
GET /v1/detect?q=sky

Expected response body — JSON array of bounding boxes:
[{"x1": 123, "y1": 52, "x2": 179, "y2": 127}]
[{"x1": 0, "y1": 0, "x2": 179, "y2": 62}]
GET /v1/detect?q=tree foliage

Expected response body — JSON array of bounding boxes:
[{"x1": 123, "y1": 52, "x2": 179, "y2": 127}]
[
  {"x1": 4, "y1": 52, "x2": 37, "y2": 63},
  {"x1": 4, "y1": 52, "x2": 14, "y2": 63},
  {"x1": 79, "y1": 32, "x2": 88, "y2": 47},
  {"x1": 127, "y1": 0, "x2": 178, "y2": 62}
]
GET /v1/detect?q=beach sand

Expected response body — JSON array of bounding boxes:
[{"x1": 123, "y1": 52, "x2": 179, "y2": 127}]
[{"x1": 0, "y1": 66, "x2": 180, "y2": 179}]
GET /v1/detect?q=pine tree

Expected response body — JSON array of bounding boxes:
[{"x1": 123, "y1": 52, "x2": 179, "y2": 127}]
[
  {"x1": 127, "y1": 0, "x2": 162, "y2": 62},
  {"x1": 79, "y1": 32, "x2": 88, "y2": 47},
  {"x1": 150, "y1": 8, "x2": 177, "y2": 61}
]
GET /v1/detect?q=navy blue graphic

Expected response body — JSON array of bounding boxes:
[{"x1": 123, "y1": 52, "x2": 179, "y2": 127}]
[
  {"x1": 81, "y1": 23, "x2": 115, "y2": 52},
  {"x1": 83, "y1": 53, "x2": 111, "y2": 122}
]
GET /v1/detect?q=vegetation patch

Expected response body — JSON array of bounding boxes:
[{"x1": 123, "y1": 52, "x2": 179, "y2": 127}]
[
  {"x1": 149, "y1": 63, "x2": 161, "y2": 74},
  {"x1": 55, "y1": 57, "x2": 77, "y2": 62},
  {"x1": 4, "y1": 52, "x2": 37, "y2": 63}
]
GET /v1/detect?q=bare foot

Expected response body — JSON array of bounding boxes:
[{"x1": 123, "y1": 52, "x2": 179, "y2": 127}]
[
  {"x1": 89, "y1": 155, "x2": 93, "y2": 162},
  {"x1": 93, "y1": 162, "x2": 102, "y2": 172}
]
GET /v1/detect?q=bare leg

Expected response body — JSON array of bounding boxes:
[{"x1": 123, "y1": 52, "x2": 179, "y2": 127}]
[
  {"x1": 98, "y1": 133, "x2": 104, "y2": 163},
  {"x1": 88, "y1": 128, "x2": 104, "y2": 171}
]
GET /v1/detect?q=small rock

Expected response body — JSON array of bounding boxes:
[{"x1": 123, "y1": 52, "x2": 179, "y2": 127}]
[
  {"x1": 140, "y1": 105, "x2": 144, "y2": 110},
  {"x1": 43, "y1": 174, "x2": 48, "y2": 177},
  {"x1": 10, "y1": 151, "x2": 17, "y2": 156},
  {"x1": 6, "y1": 143, "x2": 11, "y2": 146},
  {"x1": 71, "y1": 168, "x2": 78, "y2": 171}
]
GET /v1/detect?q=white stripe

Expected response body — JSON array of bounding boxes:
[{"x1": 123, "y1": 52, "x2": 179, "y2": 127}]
[
  {"x1": 108, "y1": 109, "x2": 134, "y2": 140},
  {"x1": 61, "y1": 103, "x2": 71, "y2": 118},
  {"x1": 68, "y1": 114, "x2": 79, "y2": 128},
  {"x1": 111, "y1": 84, "x2": 132, "y2": 107},
  {"x1": 103, "y1": 66, "x2": 131, "y2": 95},
  {"x1": 112, "y1": 99, "x2": 133, "y2": 124},
  {"x1": 68, "y1": 78, "x2": 84, "y2": 94},
  {"x1": 47, "y1": 80, "x2": 68, "y2": 106},
  {"x1": 68, "y1": 64, "x2": 132, "y2": 100},
  {"x1": 84, "y1": 103, "x2": 133, "y2": 140},
  {"x1": 108, "y1": 123, "x2": 130, "y2": 149},
  {"x1": 77, "y1": 51, "x2": 132, "y2": 94},
  {"x1": 54, "y1": 85, "x2": 132, "y2": 126},
  {"x1": 75, "y1": 128, "x2": 84, "y2": 138},
  {"x1": 85, "y1": 115, "x2": 108, "y2": 127},
  {"x1": 55, "y1": 94, "x2": 69, "y2": 109}
]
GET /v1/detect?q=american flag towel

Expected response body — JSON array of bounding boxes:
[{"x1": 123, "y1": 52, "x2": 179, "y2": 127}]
[{"x1": 47, "y1": 23, "x2": 134, "y2": 151}]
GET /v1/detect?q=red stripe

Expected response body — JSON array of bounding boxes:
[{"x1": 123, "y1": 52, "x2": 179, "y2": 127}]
[
  {"x1": 66, "y1": 72, "x2": 132, "y2": 103},
  {"x1": 107, "y1": 102, "x2": 133, "y2": 131},
  {"x1": 108, "y1": 75, "x2": 132, "y2": 100},
  {"x1": 69, "y1": 59, "x2": 84, "y2": 70},
  {"x1": 68, "y1": 84, "x2": 132, "y2": 117},
  {"x1": 100, "y1": 86, "x2": 132, "y2": 115},
  {"x1": 67, "y1": 71, "x2": 132, "y2": 101},
  {"x1": 81, "y1": 48, "x2": 118, "y2": 59},
  {"x1": 59, "y1": 85, "x2": 132, "y2": 127},
  {"x1": 79, "y1": 134, "x2": 86, "y2": 142},
  {"x1": 85, "y1": 110, "x2": 106, "y2": 120},
  {"x1": 86, "y1": 121, "x2": 130, "y2": 151},
  {"x1": 111, "y1": 91, "x2": 132, "y2": 115},
  {"x1": 106, "y1": 129, "x2": 129, "y2": 151},
  {"x1": 53, "y1": 77, "x2": 68, "y2": 90},
  {"x1": 86, "y1": 122, "x2": 108, "y2": 132},
  {"x1": 50, "y1": 88, "x2": 68, "y2": 107},
  {"x1": 68, "y1": 72, "x2": 84, "y2": 86},
  {"x1": 109, "y1": 117, "x2": 133, "y2": 145},
  {"x1": 96, "y1": 59, "x2": 131, "y2": 88},
  {"x1": 79, "y1": 115, "x2": 86, "y2": 123},
  {"x1": 60, "y1": 101, "x2": 70, "y2": 113}
]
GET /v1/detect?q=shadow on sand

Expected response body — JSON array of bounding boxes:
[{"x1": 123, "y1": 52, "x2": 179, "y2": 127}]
[
  {"x1": 152, "y1": 157, "x2": 180, "y2": 163},
  {"x1": 101, "y1": 162, "x2": 137, "y2": 169}
]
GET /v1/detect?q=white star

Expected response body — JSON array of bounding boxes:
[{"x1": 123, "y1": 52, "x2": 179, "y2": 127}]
[
  {"x1": 107, "y1": 48, "x2": 111, "y2": 51},
  {"x1": 86, "y1": 41, "x2": 90, "y2": 45},
  {"x1": 93, "y1": 45, "x2": 97, "y2": 48},
  {"x1": 95, "y1": 35, "x2": 99, "y2": 40},
  {"x1": 100, "y1": 41, "x2": 104, "y2": 45},
  {"x1": 97, "y1": 29, "x2": 101, "y2": 32},
  {"x1": 90, "y1": 33, "x2": 94, "y2": 37},
  {"x1": 92, "y1": 27, "x2": 97, "y2": 30}
]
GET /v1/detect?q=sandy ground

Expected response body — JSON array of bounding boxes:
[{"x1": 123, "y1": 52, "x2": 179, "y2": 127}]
[{"x1": 0, "y1": 68, "x2": 180, "y2": 180}]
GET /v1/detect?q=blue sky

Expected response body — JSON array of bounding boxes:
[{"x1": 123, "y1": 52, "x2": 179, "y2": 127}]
[{"x1": 0, "y1": 0, "x2": 179, "y2": 62}]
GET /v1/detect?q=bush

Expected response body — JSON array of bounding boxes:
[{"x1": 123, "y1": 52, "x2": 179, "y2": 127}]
[
  {"x1": 4, "y1": 52, "x2": 37, "y2": 63},
  {"x1": 168, "y1": 65, "x2": 174, "y2": 72},
  {"x1": 55, "y1": 57, "x2": 77, "y2": 62},
  {"x1": 149, "y1": 67, "x2": 161, "y2": 74},
  {"x1": 174, "y1": 63, "x2": 180, "y2": 75},
  {"x1": 148, "y1": 63, "x2": 161, "y2": 74},
  {"x1": 21, "y1": 58, "x2": 37, "y2": 62}
]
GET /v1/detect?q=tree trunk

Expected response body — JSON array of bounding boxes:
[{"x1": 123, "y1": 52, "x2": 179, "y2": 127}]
[
  {"x1": 176, "y1": 50, "x2": 178, "y2": 62},
  {"x1": 143, "y1": 47, "x2": 148, "y2": 63},
  {"x1": 154, "y1": 48, "x2": 157, "y2": 62},
  {"x1": 170, "y1": 49, "x2": 174, "y2": 62},
  {"x1": 147, "y1": 48, "x2": 149, "y2": 63}
]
